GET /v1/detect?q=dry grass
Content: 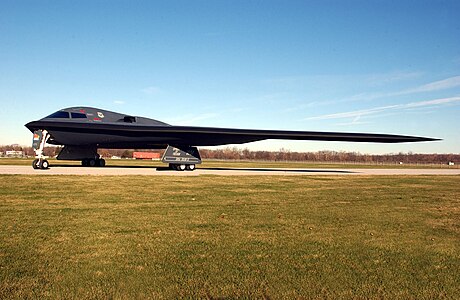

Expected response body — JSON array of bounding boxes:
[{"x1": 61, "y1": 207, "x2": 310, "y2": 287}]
[{"x1": 0, "y1": 175, "x2": 459, "y2": 298}]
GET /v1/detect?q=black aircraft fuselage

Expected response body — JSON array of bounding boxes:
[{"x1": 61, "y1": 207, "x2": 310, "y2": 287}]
[{"x1": 25, "y1": 107, "x2": 439, "y2": 170}]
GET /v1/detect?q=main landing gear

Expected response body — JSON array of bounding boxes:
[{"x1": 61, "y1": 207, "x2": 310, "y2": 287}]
[
  {"x1": 81, "y1": 158, "x2": 106, "y2": 167},
  {"x1": 169, "y1": 163, "x2": 196, "y2": 171},
  {"x1": 31, "y1": 130, "x2": 50, "y2": 170},
  {"x1": 162, "y1": 146, "x2": 201, "y2": 172},
  {"x1": 56, "y1": 145, "x2": 104, "y2": 168}
]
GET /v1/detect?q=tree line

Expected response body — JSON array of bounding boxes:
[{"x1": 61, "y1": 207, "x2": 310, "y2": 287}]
[
  {"x1": 199, "y1": 147, "x2": 458, "y2": 164},
  {"x1": 1, "y1": 145, "x2": 458, "y2": 164}
]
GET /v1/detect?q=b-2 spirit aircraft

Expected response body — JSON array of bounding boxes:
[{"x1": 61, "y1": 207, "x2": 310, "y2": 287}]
[{"x1": 25, "y1": 107, "x2": 439, "y2": 170}]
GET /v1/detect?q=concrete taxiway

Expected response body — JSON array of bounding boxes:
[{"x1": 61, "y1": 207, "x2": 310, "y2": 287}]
[{"x1": 0, "y1": 165, "x2": 459, "y2": 176}]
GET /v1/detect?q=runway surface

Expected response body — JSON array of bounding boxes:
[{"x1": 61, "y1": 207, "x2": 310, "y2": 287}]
[{"x1": 1, "y1": 165, "x2": 459, "y2": 176}]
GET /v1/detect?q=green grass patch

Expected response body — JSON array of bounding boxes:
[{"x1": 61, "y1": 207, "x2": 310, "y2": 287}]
[
  {"x1": 1, "y1": 157, "x2": 456, "y2": 169},
  {"x1": 1, "y1": 175, "x2": 459, "y2": 298}
]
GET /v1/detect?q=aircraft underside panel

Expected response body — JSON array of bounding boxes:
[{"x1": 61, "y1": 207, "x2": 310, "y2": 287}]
[
  {"x1": 56, "y1": 145, "x2": 99, "y2": 160},
  {"x1": 47, "y1": 130, "x2": 174, "y2": 147},
  {"x1": 43, "y1": 128, "x2": 263, "y2": 147}
]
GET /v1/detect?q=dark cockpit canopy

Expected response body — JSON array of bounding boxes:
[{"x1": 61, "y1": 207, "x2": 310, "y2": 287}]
[
  {"x1": 46, "y1": 111, "x2": 87, "y2": 119},
  {"x1": 46, "y1": 111, "x2": 70, "y2": 118}
]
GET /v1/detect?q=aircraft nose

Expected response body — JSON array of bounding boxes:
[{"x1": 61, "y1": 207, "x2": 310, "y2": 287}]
[{"x1": 25, "y1": 121, "x2": 40, "y2": 132}]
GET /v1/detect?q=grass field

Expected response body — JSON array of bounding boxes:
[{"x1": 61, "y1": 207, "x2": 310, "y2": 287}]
[
  {"x1": 0, "y1": 157, "x2": 457, "y2": 169},
  {"x1": 1, "y1": 175, "x2": 459, "y2": 298}
]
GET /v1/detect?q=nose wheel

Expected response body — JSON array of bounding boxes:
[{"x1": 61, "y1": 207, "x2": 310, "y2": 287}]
[{"x1": 32, "y1": 159, "x2": 49, "y2": 170}]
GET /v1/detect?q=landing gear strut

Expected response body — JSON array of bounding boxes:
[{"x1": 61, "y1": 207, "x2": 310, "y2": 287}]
[{"x1": 32, "y1": 130, "x2": 50, "y2": 170}]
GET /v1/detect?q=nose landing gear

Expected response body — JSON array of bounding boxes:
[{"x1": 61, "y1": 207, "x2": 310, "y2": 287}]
[{"x1": 31, "y1": 130, "x2": 50, "y2": 170}]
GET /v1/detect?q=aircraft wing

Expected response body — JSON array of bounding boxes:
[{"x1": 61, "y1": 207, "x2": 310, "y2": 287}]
[
  {"x1": 158, "y1": 126, "x2": 439, "y2": 146},
  {"x1": 24, "y1": 120, "x2": 439, "y2": 147}
]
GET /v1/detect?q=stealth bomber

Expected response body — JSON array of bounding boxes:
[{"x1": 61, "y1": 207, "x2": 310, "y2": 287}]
[{"x1": 25, "y1": 107, "x2": 439, "y2": 170}]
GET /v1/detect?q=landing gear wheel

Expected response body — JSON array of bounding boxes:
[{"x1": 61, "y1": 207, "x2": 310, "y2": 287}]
[
  {"x1": 169, "y1": 164, "x2": 191, "y2": 171},
  {"x1": 98, "y1": 159, "x2": 106, "y2": 167},
  {"x1": 40, "y1": 160, "x2": 49, "y2": 170},
  {"x1": 32, "y1": 159, "x2": 39, "y2": 169},
  {"x1": 88, "y1": 159, "x2": 96, "y2": 167}
]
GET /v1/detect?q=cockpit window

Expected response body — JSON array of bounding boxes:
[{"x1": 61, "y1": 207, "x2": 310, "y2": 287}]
[
  {"x1": 71, "y1": 112, "x2": 87, "y2": 119},
  {"x1": 46, "y1": 111, "x2": 70, "y2": 118}
]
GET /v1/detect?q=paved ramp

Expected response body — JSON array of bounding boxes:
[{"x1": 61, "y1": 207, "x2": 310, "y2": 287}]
[{"x1": 1, "y1": 165, "x2": 459, "y2": 176}]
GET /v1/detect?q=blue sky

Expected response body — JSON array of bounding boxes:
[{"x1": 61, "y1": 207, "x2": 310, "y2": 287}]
[{"x1": 1, "y1": 0, "x2": 459, "y2": 153}]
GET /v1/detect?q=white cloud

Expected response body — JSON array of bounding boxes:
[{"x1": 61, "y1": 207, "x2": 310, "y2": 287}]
[
  {"x1": 114, "y1": 100, "x2": 125, "y2": 104},
  {"x1": 283, "y1": 101, "x2": 325, "y2": 113},
  {"x1": 336, "y1": 114, "x2": 372, "y2": 126},
  {"x1": 405, "y1": 97, "x2": 460, "y2": 108},
  {"x1": 364, "y1": 71, "x2": 424, "y2": 87},
  {"x1": 340, "y1": 75, "x2": 460, "y2": 103},
  {"x1": 272, "y1": 73, "x2": 459, "y2": 111},
  {"x1": 401, "y1": 76, "x2": 460, "y2": 94},
  {"x1": 305, "y1": 96, "x2": 460, "y2": 121},
  {"x1": 142, "y1": 86, "x2": 160, "y2": 95}
]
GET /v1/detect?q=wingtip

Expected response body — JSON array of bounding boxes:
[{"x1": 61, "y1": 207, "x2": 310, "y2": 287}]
[{"x1": 421, "y1": 137, "x2": 442, "y2": 142}]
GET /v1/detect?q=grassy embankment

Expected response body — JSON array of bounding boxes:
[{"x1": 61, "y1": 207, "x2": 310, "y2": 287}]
[
  {"x1": 0, "y1": 157, "x2": 456, "y2": 169},
  {"x1": 1, "y1": 175, "x2": 459, "y2": 298}
]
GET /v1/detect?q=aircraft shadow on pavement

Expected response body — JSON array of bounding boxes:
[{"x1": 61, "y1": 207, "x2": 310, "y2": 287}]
[
  {"x1": 50, "y1": 164, "x2": 355, "y2": 173},
  {"x1": 51, "y1": 164, "x2": 160, "y2": 169}
]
